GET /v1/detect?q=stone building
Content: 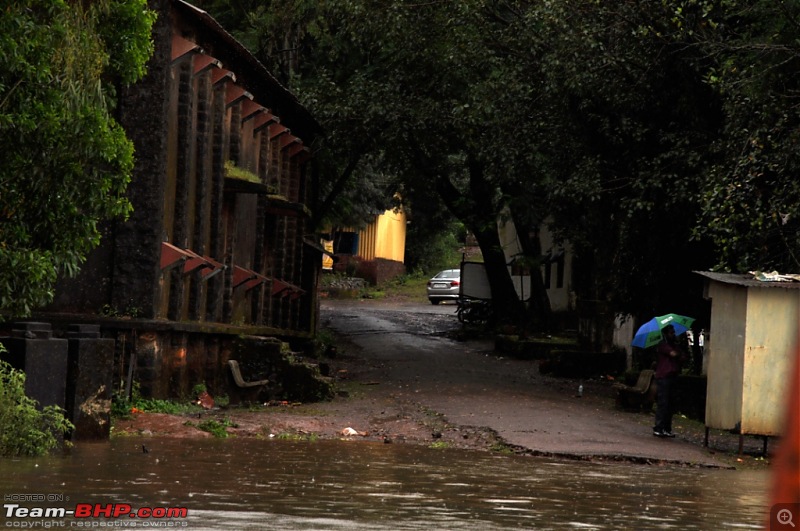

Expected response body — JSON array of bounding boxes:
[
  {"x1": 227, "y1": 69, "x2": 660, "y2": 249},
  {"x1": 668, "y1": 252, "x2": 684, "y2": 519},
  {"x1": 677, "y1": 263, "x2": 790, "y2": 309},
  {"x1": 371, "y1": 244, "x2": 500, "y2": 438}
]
[{"x1": 33, "y1": 0, "x2": 327, "y2": 402}]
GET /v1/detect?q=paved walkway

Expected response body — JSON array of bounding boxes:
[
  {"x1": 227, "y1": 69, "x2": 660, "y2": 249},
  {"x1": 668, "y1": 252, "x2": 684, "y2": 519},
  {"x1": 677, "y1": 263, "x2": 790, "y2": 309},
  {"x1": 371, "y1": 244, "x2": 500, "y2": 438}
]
[{"x1": 323, "y1": 300, "x2": 768, "y2": 468}]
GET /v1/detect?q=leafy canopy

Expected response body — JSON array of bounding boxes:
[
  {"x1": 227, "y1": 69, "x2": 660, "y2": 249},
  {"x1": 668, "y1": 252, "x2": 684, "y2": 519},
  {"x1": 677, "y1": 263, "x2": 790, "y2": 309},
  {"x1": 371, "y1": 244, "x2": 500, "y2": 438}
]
[
  {"x1": 0, "y1": 0, "x2": 155, "y2": 317},
  {"x1": 195, "y1": 0, "x2": 800, "y2": 323}
]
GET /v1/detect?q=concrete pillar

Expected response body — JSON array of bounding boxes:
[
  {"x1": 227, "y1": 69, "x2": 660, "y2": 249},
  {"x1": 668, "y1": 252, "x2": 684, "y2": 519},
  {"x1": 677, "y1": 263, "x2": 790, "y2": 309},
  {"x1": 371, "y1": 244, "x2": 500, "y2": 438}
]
[
  {"x1": 0, "y1": 322, "x2": 68, "y2": 411},
  {"x1": 65, "y1": 324, "x2": 114, "y2": 441}
]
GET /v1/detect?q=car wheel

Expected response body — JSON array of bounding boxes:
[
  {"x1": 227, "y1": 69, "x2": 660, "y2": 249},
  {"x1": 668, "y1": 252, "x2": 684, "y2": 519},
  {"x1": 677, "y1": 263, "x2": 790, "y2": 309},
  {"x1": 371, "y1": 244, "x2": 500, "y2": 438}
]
[{"x1": 430, "y1": 299, "x2": 440, "y2": 305}]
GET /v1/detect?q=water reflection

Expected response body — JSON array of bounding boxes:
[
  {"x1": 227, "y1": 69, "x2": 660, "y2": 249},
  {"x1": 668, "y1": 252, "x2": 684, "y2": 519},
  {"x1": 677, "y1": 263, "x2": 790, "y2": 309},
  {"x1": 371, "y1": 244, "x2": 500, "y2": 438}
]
[{"x1": 0, "y1": 438, "x2": 768, "y2": 529}]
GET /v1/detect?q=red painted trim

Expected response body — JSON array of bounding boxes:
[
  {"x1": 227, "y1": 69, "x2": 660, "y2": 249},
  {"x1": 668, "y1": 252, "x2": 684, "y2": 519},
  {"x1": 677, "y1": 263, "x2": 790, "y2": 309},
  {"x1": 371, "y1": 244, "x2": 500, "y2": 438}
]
[
  {"x1": 160, "y1": 242, "x2": 191, "y2": 270},
  {"x1": 279, "y1": 134, "x2": 300, "y2": 150},
  {"x1": 253, "y1": 112, "x2": 279, "y2": 132},
  {"x1": 241, "y1": 99, "x2": 265, "y2": 121},
  {"x1": 172, "y1": 34, "x2": 201, "y2": 62},
  {"x1": 211, "y1": 68, "x2": 235, "y2": 85},
  {"x1": 193, "y1": 54, "x2": 221, "y2": 75},
  {"x1": 226, "y1": 84, "x2": 252, "y2": 107},
  {"x1": 268, "y1": 123, "x2": 289, "y2": 140}
]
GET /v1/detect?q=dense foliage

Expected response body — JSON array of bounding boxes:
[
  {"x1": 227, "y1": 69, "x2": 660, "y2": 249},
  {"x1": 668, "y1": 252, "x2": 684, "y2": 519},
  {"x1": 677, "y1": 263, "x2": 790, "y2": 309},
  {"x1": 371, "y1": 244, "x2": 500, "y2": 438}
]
[
  {"x1": 0, "y1": 0, "x2": 155, "y2": 317},
  {"x1": 0, "y1": 358, "x2": 73, "y2": 457},
  {"x1": 683, "y1": 0, "x2": 800, "y2": 272},
  {"x1": 194, "y1": 0, "x2": 800, "y2": 326}
]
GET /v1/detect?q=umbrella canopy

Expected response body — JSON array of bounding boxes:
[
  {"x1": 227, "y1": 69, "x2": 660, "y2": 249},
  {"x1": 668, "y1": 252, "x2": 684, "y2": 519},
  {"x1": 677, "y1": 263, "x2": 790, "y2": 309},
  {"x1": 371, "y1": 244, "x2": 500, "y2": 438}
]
[{"x1": 631, "y1": 313, "x2": 695, "y2": 349}]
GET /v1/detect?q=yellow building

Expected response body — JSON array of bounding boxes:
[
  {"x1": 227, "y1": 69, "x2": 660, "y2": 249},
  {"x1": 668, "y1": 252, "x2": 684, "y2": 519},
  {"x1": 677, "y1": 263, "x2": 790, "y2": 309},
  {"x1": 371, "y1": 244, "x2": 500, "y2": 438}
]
[
  {"x1": 356, "y1": 209, "x2": 407, "y2": 263},
  {"x1": 326, "y1": 209, "x2": 407, "y2": 284}
]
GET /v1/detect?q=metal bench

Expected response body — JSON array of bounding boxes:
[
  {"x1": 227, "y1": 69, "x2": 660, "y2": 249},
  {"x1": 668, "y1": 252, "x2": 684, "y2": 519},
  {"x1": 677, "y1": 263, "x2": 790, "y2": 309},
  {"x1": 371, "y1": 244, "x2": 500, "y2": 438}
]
[{"x1": 612, "y1": 369, "x2": 656, "y2": 410}]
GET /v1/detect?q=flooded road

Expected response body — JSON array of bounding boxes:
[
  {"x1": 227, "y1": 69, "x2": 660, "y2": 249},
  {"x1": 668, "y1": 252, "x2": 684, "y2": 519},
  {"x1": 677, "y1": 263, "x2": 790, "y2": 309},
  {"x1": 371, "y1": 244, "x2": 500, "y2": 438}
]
[
  {"x1": 0, "y1": 437, "x2": 769, "y2": 529},
  {"x1": 1, "y1": 301, "x2": 775, "y2": 530}
]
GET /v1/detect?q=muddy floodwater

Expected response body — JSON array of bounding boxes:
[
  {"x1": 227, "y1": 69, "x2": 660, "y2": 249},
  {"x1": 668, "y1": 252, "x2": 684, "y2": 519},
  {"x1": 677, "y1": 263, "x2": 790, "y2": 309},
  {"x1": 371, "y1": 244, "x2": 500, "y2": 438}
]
[{"x1": 0, "y1": 437, "x2": 769, "y2": 530}]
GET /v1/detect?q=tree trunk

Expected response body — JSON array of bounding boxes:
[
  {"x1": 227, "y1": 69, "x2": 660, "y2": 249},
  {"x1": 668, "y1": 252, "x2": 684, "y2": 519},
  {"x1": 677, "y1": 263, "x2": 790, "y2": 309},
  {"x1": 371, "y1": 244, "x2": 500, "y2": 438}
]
[
  {"x1": 310, "y1": 151, "x2": 362, "y2": 231},
  {"x1": 470, "y1": 222, "x2": 526, "y2": 325},
  {"x1": 433, "y1": 156, "x2": 525, "y2": 325},
  {"x1": 508, "y1": 208, "x2": 553, "y2": 332}
]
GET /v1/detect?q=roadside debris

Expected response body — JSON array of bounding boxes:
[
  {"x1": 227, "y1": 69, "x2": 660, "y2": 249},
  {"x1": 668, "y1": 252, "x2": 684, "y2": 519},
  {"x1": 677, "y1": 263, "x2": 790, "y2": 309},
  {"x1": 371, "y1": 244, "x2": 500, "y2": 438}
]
[
  {"x1": 196, "y1": 391, "x2": 215, "y2": 410},
  {"x1": 341, "y1": 427, "x2": 368, "y2": 437}
]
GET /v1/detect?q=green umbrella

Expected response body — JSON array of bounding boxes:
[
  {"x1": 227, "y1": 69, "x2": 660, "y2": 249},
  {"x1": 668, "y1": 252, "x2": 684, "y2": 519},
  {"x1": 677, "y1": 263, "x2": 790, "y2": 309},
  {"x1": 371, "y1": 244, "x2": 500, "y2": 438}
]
[{"x1": 631, "y1": 313, "x2": 695, "y2": 349}]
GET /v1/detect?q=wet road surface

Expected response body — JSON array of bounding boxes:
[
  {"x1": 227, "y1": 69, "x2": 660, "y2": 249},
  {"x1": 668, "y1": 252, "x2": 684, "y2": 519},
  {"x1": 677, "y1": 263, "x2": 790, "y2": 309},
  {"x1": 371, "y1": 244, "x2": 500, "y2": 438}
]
[{"x1": 322, "y1": 299, "x2": 745, "y2": 467}]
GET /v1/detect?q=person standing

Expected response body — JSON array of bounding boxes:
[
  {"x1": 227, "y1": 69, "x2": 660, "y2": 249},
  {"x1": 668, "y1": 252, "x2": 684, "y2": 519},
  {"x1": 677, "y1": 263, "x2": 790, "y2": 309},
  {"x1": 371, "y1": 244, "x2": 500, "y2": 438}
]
[{"x1": 653, "y1": 325, "x2": 688, "y2": 438}]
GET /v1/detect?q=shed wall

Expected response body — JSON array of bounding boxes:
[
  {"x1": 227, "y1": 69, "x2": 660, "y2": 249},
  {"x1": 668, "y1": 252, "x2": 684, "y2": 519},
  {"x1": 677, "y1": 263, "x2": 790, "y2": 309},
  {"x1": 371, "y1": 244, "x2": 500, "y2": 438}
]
[
  {"x1": 740, "y1": 288, "x2": 799, "y2": 435},
  {"x1": 705, "y1": 282, "x2": 747, "y2": 430}
]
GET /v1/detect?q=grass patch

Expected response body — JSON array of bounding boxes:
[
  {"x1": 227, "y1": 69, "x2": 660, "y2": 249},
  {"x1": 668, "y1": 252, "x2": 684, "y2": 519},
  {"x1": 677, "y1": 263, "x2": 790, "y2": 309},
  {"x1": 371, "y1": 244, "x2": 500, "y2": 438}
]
[
  {"x1": 109, "y1": 427, "x2": 134, "y2": 437},
  {"x1": 275, "y1": 431, "x2": 319, "y2": 442},
  {"x1": 185, "y1": 417, "x2": 238, "y2": 438},
  {"x1": 224, "y1": 160, "x2": 260, "y2": 184},
  {"x1": 112, "y1": 382, "x2": 202, "y2": 419},
  {"x1": 112, "y1": 396, "x2": 199, "y2": 418},
  {"x1": 323, "y1": 269, "x2": 449, "y2": 303},
  {"x1": 361, "y1": 272, "x2": 430, "y2": 302},
  {"x1": 489, "y1": 442, "x2": 515, "y2": 455},
  {"x1": 429, "y1": 441, "x2": 451, "y2": 450}
]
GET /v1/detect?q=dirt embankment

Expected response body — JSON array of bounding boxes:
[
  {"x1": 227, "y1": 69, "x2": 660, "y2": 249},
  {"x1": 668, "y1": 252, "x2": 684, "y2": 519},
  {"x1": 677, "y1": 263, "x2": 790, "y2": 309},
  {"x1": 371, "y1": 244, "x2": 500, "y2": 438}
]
[
  {"x1": 113, "y1": 335, "x2": 504, "y2": 450},
  {"x1": 112, "y1": 328, "x2": 771, "y2": 472},
  {"x1": 115, "y1": 298, "x2": 781, "y2": 472}
]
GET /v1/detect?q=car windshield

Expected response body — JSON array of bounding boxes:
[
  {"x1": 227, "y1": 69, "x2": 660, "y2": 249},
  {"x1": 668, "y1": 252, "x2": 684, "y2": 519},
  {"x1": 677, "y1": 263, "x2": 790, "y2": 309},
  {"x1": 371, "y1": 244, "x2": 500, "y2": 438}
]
[{"x1": 435, "y1": 270, "x2": 459, "y2": 279}]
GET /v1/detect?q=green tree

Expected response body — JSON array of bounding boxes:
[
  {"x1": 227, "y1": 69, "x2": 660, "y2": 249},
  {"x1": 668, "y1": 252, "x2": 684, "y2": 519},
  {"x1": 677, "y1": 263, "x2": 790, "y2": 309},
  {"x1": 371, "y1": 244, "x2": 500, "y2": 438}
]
[
  {"x1": 539, "y1": 0, "x2": 800, "y2": 318},
  {"x1": 500, "y1": 1, "x2": 722, "y2": 319},
  {"x1": 195, "y1": 0, "x2": 800, "y2": 330},
  {"x1": 310, "y1": 0, "x2": 529, "y2": 323},
  {"x1": 672, "y1": 0, "x2": 800, "y2": 272},
  {"x1": 0, "y1": 0, "x2": 155, "y2": 317}
]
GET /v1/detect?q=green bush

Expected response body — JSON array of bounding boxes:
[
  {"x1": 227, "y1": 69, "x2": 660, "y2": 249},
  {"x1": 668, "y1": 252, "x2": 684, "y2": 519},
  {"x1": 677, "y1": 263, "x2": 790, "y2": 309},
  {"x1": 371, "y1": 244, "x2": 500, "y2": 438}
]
[
  {"x1": 0, "y1": 359, "x2": 73, "y2": 457},
  {"x1": 195, "y1": 418, "x2": 237, "y2": 438},
  {"x1": 405, "y1": 220, "x2": 465, "y2": 274}
]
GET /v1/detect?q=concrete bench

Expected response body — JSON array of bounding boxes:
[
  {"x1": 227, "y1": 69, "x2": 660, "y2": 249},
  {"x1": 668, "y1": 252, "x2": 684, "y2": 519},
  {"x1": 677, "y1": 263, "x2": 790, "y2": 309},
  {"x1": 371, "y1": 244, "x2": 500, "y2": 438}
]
[
  {"x1": 228, "y1": 359, "x2": 270, "y2": 388},
  {"x1": 613, "y1": 369, "x2": 656, "y2": 410}
]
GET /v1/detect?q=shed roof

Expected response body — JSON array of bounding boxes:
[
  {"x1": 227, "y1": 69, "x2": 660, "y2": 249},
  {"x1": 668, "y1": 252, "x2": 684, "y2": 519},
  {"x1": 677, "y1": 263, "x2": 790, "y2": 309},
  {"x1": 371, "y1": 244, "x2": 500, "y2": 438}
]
[{"x1": 694, "y1": 271, "x2": 800, "y2": 290}]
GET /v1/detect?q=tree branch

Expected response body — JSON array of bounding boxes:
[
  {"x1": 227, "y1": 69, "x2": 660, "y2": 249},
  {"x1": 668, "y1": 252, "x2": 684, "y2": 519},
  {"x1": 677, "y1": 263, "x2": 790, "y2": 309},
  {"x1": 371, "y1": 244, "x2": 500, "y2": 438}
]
[{"x1": 311, "y1": 151, "x2": 364, "y2": 229}]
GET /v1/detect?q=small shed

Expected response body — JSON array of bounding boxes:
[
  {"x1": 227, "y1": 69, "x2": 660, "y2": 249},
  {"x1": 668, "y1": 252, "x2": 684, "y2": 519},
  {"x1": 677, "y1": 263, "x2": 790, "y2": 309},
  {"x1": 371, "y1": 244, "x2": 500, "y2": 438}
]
[{"x1": 695, "y1": 271, "x2": 800, "y2": 437}]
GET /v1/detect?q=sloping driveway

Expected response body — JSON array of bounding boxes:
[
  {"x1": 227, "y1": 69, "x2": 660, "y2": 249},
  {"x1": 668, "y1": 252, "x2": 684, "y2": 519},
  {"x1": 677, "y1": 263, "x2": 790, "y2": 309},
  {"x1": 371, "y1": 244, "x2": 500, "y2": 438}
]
[{"x1": 322, "y1": 299, "x2": 750, "y2": 468}]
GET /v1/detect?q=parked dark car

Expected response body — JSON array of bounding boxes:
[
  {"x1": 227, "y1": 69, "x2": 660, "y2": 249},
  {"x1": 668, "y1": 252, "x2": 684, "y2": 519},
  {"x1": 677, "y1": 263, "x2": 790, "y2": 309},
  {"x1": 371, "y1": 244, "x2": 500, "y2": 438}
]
[{"x1": 426, "y1": 269, "x2": 461, "y2": 304}]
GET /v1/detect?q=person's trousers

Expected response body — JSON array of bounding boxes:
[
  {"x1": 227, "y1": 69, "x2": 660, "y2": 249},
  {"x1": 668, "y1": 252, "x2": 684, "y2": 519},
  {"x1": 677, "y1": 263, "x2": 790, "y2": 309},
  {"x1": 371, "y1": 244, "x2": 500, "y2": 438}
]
[{"x1": 654, "y1": 375, "x2": 677, "y2": 432}]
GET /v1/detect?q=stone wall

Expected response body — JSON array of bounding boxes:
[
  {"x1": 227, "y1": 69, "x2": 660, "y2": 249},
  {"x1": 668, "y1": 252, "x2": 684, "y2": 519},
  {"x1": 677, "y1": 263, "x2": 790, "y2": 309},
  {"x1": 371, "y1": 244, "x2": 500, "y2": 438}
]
[
  {"x1": 35, "y1": 0, "x2": 325, "y2": 405},
  {"x1": 334, "y1": 256, "x2": 406, "y2": 285}
]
